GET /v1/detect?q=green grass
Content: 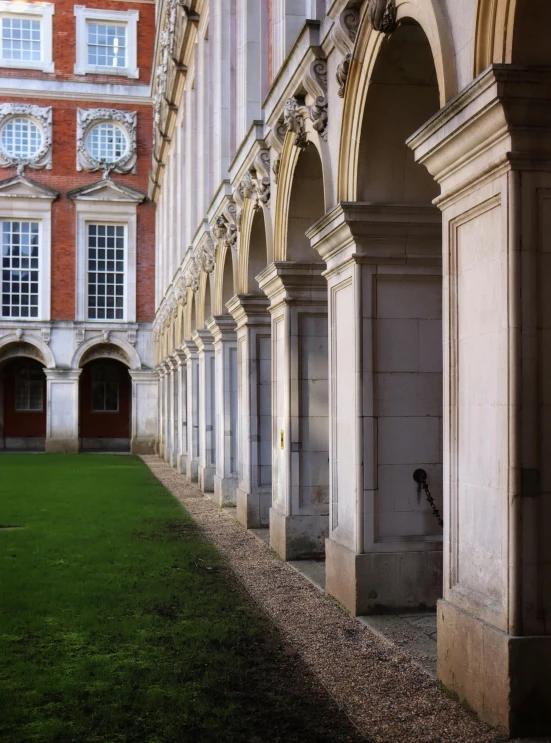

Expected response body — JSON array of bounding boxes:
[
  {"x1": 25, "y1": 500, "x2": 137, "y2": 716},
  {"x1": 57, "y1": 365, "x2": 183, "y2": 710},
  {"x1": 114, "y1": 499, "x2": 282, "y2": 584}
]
[{"x1": 0, "y1": 454, "x2": 361, "y2": 743}]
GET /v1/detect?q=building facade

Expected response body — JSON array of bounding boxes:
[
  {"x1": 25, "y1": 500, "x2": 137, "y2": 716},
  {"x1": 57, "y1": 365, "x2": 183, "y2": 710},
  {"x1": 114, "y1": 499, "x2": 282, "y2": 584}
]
[
  {"x1": 152, "y1": 0, "x2": 551, "y2": 737},
  {"x1": 0, "y1": 0, "x2": 157, "y2": 453}
]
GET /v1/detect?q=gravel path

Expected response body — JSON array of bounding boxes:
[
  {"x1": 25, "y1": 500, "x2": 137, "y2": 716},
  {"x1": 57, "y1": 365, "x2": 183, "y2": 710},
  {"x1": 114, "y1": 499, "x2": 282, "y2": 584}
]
[{"x1": 142, "y1": 456, "x2": 509, "y2": 743}]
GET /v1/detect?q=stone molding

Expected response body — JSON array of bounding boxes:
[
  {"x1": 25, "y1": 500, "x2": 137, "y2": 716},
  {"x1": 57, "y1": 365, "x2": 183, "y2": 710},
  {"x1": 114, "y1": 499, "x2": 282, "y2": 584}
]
[
  {"x1": 0, "y1": 103, "x2": 52, "y2": 173},
  {"x1": 303, "y1": 60, "x2": 328, "y2": 141},
  {"x1": 76, "y1": 108, "x2": 137, "y2": 176}
]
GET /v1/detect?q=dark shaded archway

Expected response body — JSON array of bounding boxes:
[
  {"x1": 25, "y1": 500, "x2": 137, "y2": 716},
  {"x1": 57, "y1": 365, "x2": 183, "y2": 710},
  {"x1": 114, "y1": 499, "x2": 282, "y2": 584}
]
[{"x1": 79, "y1": 358, "x2": 131, "y2": 451}]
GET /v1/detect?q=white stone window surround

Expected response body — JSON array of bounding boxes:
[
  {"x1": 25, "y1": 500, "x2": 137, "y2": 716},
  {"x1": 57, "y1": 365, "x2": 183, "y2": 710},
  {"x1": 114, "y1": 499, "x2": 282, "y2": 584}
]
[
  {"x1": 74, "y1": 6, "x2": 139, "y2": 79},
  {"x1": 0, "y1": 103, "x2": 52, "y2": 171},
  {"x1": 75, "y1": 201, "x2": 137, "y2": 323},
  {"x1": 0, "y1": 198, "x2": 52, "y2": 322},
  {"x1": 76, "y1": 107, "x2": 137, "y2": 175},
  {"x1": 0, "y1": 1, "x2": 54, "y2": 73}
]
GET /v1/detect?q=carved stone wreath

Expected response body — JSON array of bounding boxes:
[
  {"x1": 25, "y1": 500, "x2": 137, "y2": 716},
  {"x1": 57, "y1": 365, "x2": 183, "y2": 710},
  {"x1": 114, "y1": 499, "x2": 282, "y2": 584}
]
[
  {"x1": 0, "y1": 104, "x2": 52, "y2": 173},
  {"x1": 77, "y1": 108, "x2": 137, "y2": 176}
]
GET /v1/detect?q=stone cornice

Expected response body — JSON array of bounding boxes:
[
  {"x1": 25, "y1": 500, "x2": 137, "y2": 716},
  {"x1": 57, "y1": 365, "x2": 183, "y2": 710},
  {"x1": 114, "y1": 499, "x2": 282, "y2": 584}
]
[
  {"x1": 256, "y1": 261, "x2": 327, "y2": 307},
  {"x1": 205, "y1": 314, "x2": 237, "y2": 344},
  {"x1": 226, "y1": 294, "x2": 270, "y2": 330},
  {"x1": 306, "y1": 202, "x2": 442, "y2": 272},
  {"x1": 408, "y1": 65, "x2": 551, "y2": 206}
]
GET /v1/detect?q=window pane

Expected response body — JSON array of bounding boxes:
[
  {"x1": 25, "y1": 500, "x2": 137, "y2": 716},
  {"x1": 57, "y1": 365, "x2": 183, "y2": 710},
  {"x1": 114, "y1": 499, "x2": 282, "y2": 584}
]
[
  {"x1": 2, "y1": 17, "x2": 41, "y2": 61},
  {"x1": 91, "y1": 381, "x2": 105, "y2": 411},
  {"x1": 105, "y1": 381, "x2": 118, "y2": 411},
  {"x1": 15, "y1": 364, "x2": 43, "y2": 411},
  {"x1": 86, "y1": 21, "x2": 126, "y2": 68},
  {"x1": 1, "y1": 220, "x2": 39, "y2": 319},
  {"x1": 87, "y1": 224, "x2": 124, "y2": 321},
  {"x1": 87, "y1": 122, "x2": 127, "y2": 163},
  {"x1": 1, "y1": 117, "x2": 43, "y2": 159}
]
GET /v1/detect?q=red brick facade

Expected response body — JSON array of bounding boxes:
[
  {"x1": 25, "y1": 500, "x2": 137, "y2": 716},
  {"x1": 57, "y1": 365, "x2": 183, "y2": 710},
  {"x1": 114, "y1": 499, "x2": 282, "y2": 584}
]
[{"x1": 0, "y1": 0, "x2": 155, "y2": 322}]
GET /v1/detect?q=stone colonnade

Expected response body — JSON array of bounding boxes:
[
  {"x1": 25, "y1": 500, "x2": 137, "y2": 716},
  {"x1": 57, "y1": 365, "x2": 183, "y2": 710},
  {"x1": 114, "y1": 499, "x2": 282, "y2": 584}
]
[{"x1": 151, "y1": 0, "x2": 551, "y2": 735}]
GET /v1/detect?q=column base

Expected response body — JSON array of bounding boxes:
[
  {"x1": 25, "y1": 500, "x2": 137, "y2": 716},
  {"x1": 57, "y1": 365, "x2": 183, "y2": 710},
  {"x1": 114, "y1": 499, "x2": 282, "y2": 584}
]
[
  {"x1": 45, "y1": 438, "x2": 79, "y2": 454},
  {"x1": 177, "y1": 454, "x2": 187, "y2": 475},
  {"x1": 325, "y1": 538, "x2": 442, "y2": 616},
  {"x1": 213, "y1": 474, "x2": 237, "y2": 507},
  {"x1": 437, "y1": 600, "x2": 551, "y2": 736},
  {"x1": 186, "y1": 456, "x2": 199, "y2": 483},
  {"x1": 269, "y1": 508, "x2": 328, "y2": 560},
  {"x1": 236, "y1": 487, "x2": 271, "y2": 528},
  {"x1": 198, "y1": 464, "x2": 215, "y2": 493},
  {"x1": 131, "y1": 438, "x2": 156, "y2": 455}
]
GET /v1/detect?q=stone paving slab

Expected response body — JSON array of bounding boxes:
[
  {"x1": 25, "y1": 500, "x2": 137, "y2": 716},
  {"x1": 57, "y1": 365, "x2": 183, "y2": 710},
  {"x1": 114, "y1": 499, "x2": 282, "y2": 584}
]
[{"x1": 142, "y1": 457, "x2": 549, "y2": 743}]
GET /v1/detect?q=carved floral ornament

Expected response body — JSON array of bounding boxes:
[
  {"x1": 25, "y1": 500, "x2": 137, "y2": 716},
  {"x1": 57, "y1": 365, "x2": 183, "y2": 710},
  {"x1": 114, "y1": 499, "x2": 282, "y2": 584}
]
[
  {"x1": 0, "y1": 103, "x2": 53, "y2": 174},
  {"x1": 77, "y1": 108, "x2": 137, "y2": 177},
  {"x1": 195, "y1": 233, "x2": 216, "y2": 273}
]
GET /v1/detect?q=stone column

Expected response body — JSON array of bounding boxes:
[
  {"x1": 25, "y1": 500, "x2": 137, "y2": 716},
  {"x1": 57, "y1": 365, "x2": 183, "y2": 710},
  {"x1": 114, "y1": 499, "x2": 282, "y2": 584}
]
[
  {"x1": 157, "y1": 365, "x2": 166, "y2": 458},
  {"x1": 168, "y1": 355, "x2": 181, "y2": 468},
  {"x1": 206, "y1": 315, "x2": 238, "y2": 507},
  {"x1": 44, "y1": 369, "x2": 81, "y2": 453},
  {"x1": 193, "y1": 329, "x2": 216, "y2": 493},
  {"x1": 257, "y1": 262, "x2": 329, "y2": 560},
  {"x1": 308, "y1": 204, "x2": 443, "y2": 615},
  {"x1": 227, "y1": 293, "x2": 272, "y2": 527},
  {"x1": 182, "y1": 339, "x2": 200, "y2": 482},
  {"x1": 164, "y1": 360, "x2": 174, "y2": 465},
  {"x1": 408, "y1": 66, "x2": 551, "y2": 736},
  {"x1": 175, "y1": 349, "x2": 188, "y2": 474},
  {"x1": 129, "y1": 369, "x2": 158, "y2": 454}
]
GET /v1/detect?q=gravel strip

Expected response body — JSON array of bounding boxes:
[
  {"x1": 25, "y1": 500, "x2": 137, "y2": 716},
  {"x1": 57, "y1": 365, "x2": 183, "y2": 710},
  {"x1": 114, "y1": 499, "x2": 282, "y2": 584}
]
[{"x1": 142, "y1": 456, "x2": 509, "y2": 743}]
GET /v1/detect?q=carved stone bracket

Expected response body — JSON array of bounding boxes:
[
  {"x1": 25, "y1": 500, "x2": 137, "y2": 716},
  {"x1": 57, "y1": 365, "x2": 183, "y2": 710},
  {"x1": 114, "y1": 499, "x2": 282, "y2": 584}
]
[
  {"x1": 75, "y1": 328, "x2": 85, "y2": 347},
  {"x1": 267, "y1": 120, "x2": 287, "y2": 154},
  {"x1": 41, "y1": 327, "x2": 51, "y2": 345},
  {"x1": 234, "y1": 148, "x2": 271, "y2": 214},
  {"x1": 0, "y1": 103, "x2": 52, "y2": 173},
  {"x1": 303, "y1": 60, "x2": 328, "y2": 141},
  {"x1": 212, "y1": 215, "x2": 228, "y2": 241},
  {"x1": 283, "y1": 97, "x2": 308, "y2": 150},
  {"x1": 77, "y1": 108, "x2": 137, "y2": 176},
  {"x1": 127, "y1": 328, "x2": 137, "y2": 346},
  {"x1": 196, "y1": 233, "x2": 216, "y2": 273},
  {"x1": 367, "y1": 0, "x2": 398, "y2": 34},
  {"x1": 174, "y1": 276, "x2": 187, "y2": 306},
  {"x1": 152, "y1": 0, "x2": 178, "y2": 144},
  {"x1": 272, "y1": 156, "x2": 281, "y2": 185},
  {"x1": 184, "y1": 260, "x2": 200, "y2": 293},
  {"x1": 331, "y1": 9, "x2": 360, "y2": 97}
]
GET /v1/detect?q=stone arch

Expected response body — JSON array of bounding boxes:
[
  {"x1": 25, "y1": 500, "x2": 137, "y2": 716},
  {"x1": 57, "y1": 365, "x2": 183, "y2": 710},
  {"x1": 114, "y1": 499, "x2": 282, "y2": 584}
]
[
  {"x1": 184, "y1": 288, "x2": 197, "y2": 339},
  {"x1": 71, "y1": 336, "x2": 141, "y2": 370},
  {"x1": 213, "y1": 240, "x2": 236, "y2": 315},
  {"x1": 474, "y1": 0, "x2": 551, "y2": 71},
  {"x1": 0, "y1": 333, "x2": 56, "y2": 369},
  {"x1": 273, "y1": 132, "x2": 328, "y2": 262},
  {"x1": 196, "y1": 271, "x2": 213, "y2": 329},
  {"x1": 238, "y1": 198, "x2": 272, "y2": 294},
  {"x1": 338, "y1": 0, "x2": 456, "y2": 201}
]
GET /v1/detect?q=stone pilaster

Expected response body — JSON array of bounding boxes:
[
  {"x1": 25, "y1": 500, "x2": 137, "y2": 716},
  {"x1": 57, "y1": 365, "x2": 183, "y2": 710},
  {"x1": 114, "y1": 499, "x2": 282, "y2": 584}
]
[
  {"x1": 129, "y1": 369, "x2": 158, "y2": 454},
  {"x1": 408, "y1": 66, "x2": 551, "y2": 736},
  {"x1": 308, "y1": 203, "x2": 443, "y2": 614},
  {"x1": 257, "y1": 262, "x2": 329, "y2": 560},
  {"x1": 227, "y1": 293, "x2": 272, "y2": 528},
  {"x1": 206, "y1": 314, "x2": 238, "y2": 507},
  {"x1": 174, "y1": 349, "x2": 188, "y2": 474},
  {"x1": 44, "y1": 369, "x2": 81, "y2": 453},
  {"x1": 193, "y1": 329, "x2": 216, "y2": 493},
  {"x1": 182, "y1": 339, "x2": 200, "y2": 482}
]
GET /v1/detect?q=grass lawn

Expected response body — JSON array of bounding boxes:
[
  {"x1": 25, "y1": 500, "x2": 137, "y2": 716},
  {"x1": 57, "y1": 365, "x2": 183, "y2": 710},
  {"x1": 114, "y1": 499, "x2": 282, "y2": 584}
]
[{"x1": 0, "y1": 454, "x2": 362, "y2": 743}]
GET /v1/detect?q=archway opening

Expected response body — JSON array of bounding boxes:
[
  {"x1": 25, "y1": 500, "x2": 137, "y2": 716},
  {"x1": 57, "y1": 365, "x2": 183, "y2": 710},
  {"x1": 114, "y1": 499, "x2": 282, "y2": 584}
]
[
  {"x1": 79, "y1": 358, "x2": 131, "y2": 452},
  {"x1": 357, "y1": 19, "x2": 440, "y2": 204},
  {"x1": 221, "y1": 248, "x2": 234, "y2": 311},
  {"x1": 286, "y1": 144, "x2": 325, "y2": 262},
  {"x1": 202, "y1": 276, "x2": 212, "y2": 327},
  {"x1": 0, "y1": 358, "x2": 46, "y2": 451},
  {"x1": 353, "y1": 18, "x2": 443, "y2": 609},
  {"x1": 511, "y1": 0, "x2": 551, "y2": 64},
  {"x1": 247, "y1": 209, "x2": 268, "y2": 292}
]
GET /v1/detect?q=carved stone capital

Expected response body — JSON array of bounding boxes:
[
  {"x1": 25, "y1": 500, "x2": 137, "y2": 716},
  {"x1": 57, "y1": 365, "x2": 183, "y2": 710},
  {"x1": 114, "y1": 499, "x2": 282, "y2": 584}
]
[
  {"x1": 0, "y1": 103, "x2": 52, "y2": 173},
  {"x1": 196, "y1": 233, "x2": 216, "y2": 273},
  {"x1": 77, "y1": 108, "x2": 137, "y2": 176},
  {"x1": 212, "y1": 215, "x2": 228, "y2": 240}
]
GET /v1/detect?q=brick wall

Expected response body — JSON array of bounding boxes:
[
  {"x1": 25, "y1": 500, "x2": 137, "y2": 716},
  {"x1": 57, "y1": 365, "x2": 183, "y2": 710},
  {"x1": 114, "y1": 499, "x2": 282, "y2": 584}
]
[
  {"x1": 1, "y1": 96, "x2": 155, "y2": 322},
  {"x1": 0, "y1": 0, "x2": 155, "y2": 85}
]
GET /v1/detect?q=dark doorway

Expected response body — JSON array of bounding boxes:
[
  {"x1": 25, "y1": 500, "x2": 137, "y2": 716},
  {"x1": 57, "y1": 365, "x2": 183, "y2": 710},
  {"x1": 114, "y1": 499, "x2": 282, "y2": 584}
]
[
  {"x1": 80, "y1": 359, "x2": 130, "y2": 451},
  {"x1": 1, "y1": 358, "x2": 46, "y2": 451}
]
